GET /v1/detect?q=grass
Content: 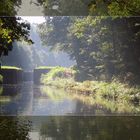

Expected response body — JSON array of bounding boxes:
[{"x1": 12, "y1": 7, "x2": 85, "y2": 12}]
[
  {"x1": 42, "y1": 78, "x2": 140, "y2": 102},
  {"x1": 1, "y1": 66, "x2": 22, "y2": 70},
  {"x1": 41, "y1": 85, "x2": 140, "y2": 114},
  {"x1": 35, "y1": 66, "x2": 55, "y2": 70},
  {"x1": 40, "y1": 66, "x2": 140, "y2": 111}
]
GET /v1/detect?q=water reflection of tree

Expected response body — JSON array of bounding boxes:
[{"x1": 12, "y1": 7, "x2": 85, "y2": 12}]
[
  {"x1": 0, "y1": 117, "x2": 31, "y2": 140},
  {"x1": 1, "y1": 116, "x2": 140, "y2": 140},
  {"x1": 38, "y1": 116, "x2": 140, "y2": 140},
  {"x1": 74, "y1": 99, "x2": 112, "y2": 115}
]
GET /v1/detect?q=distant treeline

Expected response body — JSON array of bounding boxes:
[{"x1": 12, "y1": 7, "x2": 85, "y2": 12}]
[{"x1": 2, "y1": 25, "x2": 75, "y2": 71}]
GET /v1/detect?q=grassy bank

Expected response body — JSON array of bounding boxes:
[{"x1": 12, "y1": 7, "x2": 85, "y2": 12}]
[
  {"x1": 40, "y1": 86, "x2": 140, "y2": 114},
  {"x1": 41, "y1": 67, "x2": 140, "y2": 107},
  {"x1": 1, "y1": 66, "x2": 22, "y2": 70},
  {"x1": 41, "y1": 66, "x2": 76, "y2": 82},
  {"x1": 34, "y1": 66, "x2": 54, "y2": 70}
]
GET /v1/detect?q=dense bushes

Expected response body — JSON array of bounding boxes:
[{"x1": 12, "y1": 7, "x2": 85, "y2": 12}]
[
  {"x1": 41, "y1": 66, "x2": 76, "y2": 84},
  {"x1": 41, "y1": 67, "x2": 140, "y2": 105}
]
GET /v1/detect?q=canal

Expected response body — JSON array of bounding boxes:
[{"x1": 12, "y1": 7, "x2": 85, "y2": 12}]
[
  {"x1": 0, "y1": 82, "x2": 140, "y2": 139},
  {"x1": 0, "y1": 81, "x2": 112, "y2": 116}
]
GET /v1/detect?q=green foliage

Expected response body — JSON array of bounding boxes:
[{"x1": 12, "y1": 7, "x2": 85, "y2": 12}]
[
  {"x1": 88, "y1": 0, "x2": 140, "y2": 16},
  {"x1": 0, "y1": 1, "x2": 33, "y2": 58},
  {"x1": 35, "y1": 66, "x2": 54, "y2": 70},
  {"x1": 37, "y1": 0, "x2": 140, "y2": 16},
  {"x1": 37, "y1": 17, "x2": 71, "y2": 52},
  {"x1": 0, "y1": 0, "x2": 22, "y2": 16},
  {"x1": 38, "y1": 16, "x2": 140, "y2": 83},
  {"x1": 1, "y1": 66, "x2": 22, "y2": 70},
  {"x1": 41, "y1": 66, "x2": 76, "y2": 84},
  {"x1": 40, "y1": 84, "x2": 140, "y2": 114},
  {"x1": 0, "y1": 17, "x2": 33, "y2": 57},
  {"x1": 37, "y1": 0, "x2": 88, "y2": 16},
  {"x1": 41, "y1": 74, "x2": 140, "y2": 107}
]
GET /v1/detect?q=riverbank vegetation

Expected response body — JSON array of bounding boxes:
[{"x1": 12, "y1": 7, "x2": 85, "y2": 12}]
[
  {"x1": 40, "y1": 81, "x2": 140, "y2": 114},
  {"x1": 41, "y1": 67, "x2": 140, "y2": 112},
  {"x1": 37, "y1": 16, "x2": 140, "y2": 114},
  {"x1": 1, "y1": 66, "x2": 22, "y2": 70},
  {"x1": 35, "y1": 66, "x2": 54, "y2": 70},
  {"x1": 41, "y1": 66, "x2": 76, "y2": 82}
]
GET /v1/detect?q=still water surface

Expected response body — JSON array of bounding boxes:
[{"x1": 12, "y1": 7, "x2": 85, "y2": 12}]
[
  {"x1": 0, "y1": 81, "x2": 112, "y2": 116},
  {"x1": 0, "y1": 116, "x2": 140, "y2": 140},
  {"x1": 0, "y1": 82, "x2": 140, "y2": 139},
  {"x1": 0, "y1": 82, "x2": 140, "y2": 116}
]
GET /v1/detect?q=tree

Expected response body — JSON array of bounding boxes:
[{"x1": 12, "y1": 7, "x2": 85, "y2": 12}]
[
  {"x1": 69, "y1": 16, "x2": 140, "y2": 81},
  {"x1": 0, "y1": 17, "x2": 33, "y2": 57},
  {"x1": 38, "y1": 16, "x2": 140, "y2": 83},
  {"x1": 88, "y1": 0, "x2": 140, "y2": 16},
  {"x1": 37, "y1": 0, "x2": 90, "y2": 16},
  {"x1": 37, "y1": 0, "x2": 140, "y2": 16},
  {"x1": 0, "y1": 0, "x2": 22, "y2": 16},
  {"x1": 0, "y1": 0, "x2": 33, "y2": 58}
]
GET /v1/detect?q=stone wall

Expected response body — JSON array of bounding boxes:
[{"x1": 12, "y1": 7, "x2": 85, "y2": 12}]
[
  {"x1": 33, "y1": 68, "x2": 52, "y2": 85},
  {"x1": 0, "y1": 69, "x2": 23, "y2": 84}
]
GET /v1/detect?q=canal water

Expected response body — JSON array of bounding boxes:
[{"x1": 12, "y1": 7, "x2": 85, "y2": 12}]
[
  {"x1": 0, "y1": 81, "x2": 115, "y2": 116},
  {"x1": 0, "y1": 82, "x2": 140, "y2": 139}
]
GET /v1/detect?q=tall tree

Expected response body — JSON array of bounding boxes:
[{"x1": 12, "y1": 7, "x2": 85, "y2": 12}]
[
  {"x1": 0, "y1": 17, "x2": 33, "y2": 57},
  {"x1": 0, "y1": 0, "x2": 22, "y2": 16},
  {"x1": 38, "y1": 16, "x2": 140, "y2": 83},
  {"x1": 88, "y1": 0, "x2": 140, "y2": 16},
  {"x1": 36, "y1": 0, "x2": 140, "y2": 16}
]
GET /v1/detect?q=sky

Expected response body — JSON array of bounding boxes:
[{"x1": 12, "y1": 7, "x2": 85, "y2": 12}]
[{"x1": 21, "y1": 16, "x2": 46, "y2": 24}]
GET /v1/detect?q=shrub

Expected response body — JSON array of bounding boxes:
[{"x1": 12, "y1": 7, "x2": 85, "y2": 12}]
[
  {"x1": 41, "y1": 68, "x2": 140, "y2": 105},
  {"x1": 41, "y1": 66, "x2": 76, "y2": 84}
]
